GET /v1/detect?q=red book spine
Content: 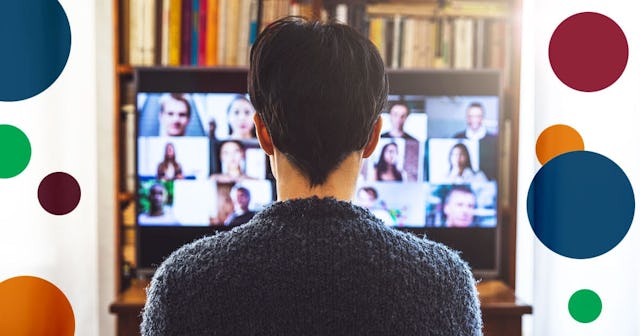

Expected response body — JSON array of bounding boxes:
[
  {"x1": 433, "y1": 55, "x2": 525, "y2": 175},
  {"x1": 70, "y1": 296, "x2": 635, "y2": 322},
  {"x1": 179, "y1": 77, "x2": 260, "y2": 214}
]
[{"x1": 198, "y1": 0, "x2": 208, "y2": 66}]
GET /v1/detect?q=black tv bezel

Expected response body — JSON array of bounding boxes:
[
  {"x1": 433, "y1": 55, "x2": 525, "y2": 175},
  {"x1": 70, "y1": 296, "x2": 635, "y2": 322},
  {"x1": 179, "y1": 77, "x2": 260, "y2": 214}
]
[{"x1": 133, "y1": 67, "x2": 503, "y2": 279}]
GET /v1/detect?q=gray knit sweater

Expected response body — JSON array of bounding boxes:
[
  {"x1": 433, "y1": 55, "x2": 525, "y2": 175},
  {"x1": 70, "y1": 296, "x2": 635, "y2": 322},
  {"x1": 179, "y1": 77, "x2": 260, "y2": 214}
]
[{"x1": 141, "y1": 197, "x2": 482, "y2": 335}]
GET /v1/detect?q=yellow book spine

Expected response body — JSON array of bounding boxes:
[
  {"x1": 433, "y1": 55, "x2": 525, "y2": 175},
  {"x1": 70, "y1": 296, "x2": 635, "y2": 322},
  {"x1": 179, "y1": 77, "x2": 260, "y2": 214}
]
[
  {"x1": 206, "y1": 0, "x2": 218, "y2": 65},
  {"x1": 168, "y1": 0, "x2": 182, "y2": 65}
]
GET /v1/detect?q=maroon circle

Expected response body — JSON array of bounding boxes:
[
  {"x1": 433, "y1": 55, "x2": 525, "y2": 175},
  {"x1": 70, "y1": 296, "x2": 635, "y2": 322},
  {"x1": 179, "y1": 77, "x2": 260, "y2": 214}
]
[
  {"x1": 549, "y1": 12, "x2": 628, "y2": 92},
  {"x1": 38, "y1": 172, "x2": 81, "y2": 215}
]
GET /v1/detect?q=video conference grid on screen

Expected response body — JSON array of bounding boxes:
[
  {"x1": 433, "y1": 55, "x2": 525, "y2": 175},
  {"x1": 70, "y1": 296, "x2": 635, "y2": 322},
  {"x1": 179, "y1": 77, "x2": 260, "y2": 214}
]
[{"x1": 137, "y1": 92, "x2": 499, "y2": 229}]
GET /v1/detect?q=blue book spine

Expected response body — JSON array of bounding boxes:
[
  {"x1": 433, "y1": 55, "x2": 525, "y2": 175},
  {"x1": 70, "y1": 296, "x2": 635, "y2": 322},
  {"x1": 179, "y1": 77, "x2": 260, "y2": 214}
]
[{"x1": 192, "y1": 0, "x2": 199, "y2": 65}]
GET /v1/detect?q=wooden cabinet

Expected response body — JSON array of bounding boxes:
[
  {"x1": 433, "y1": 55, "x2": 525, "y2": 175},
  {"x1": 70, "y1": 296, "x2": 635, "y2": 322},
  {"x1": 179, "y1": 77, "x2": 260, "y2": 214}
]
[{"x1": 110, "y1": 280, "x2": 531, "y2": 336}]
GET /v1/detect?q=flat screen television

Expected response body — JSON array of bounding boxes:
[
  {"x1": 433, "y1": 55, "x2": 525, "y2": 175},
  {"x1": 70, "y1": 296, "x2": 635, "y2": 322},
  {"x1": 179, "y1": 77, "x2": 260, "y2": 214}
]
[{"x1": 134, "y1": 67, "x2": 502, "y2": 279}]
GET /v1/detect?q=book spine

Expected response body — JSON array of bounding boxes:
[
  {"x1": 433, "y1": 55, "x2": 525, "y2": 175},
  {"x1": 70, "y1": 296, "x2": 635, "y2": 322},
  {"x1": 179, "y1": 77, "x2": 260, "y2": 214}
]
[
  {"x1": 122, "y1": 0, "x2": 131, "y2": 64},
  {"x1": 401, "y1": 17, "x2": 414, "y2": 68},
  {"x1": 168, "y1": 0, "x2": 182, "y2": 66},
  {"x1": 224, "y1": 0, "x2": 240, "y2": 66},
  {"x1": 128, "y1": 0, "x2": 141, "y2": 65},
  {"x1": 143, "y1": 0, "x2": 157, "y2": 65},
  {"x1": 369, "y1": 17, "x2": 386, "y2": 65},
  {"x1": 236, "y1": 0, "x2": 251, "y2": 66},
  {"x1": 217, "y1": 0, "x2": 227, "y2": 65},
  {"x1": 198, "y1": 0, "x2": 208, "y2": 66},
  {"x1": 248, "y1": 0, "x2": 259, "y2": 46},
  {"x1": 192, "y1": 0, "x2": 199, "y2": 65},
  {"x1": 441, "y1": 18, "x2": 452, "y2": 68},
  {"x1": 160, "y1": 0, "x2": 171, "y2": 65},
  {"x1": 335, "y1": 4, "x2": 348, "y2": 24},
  {"x1": 180, "y1": 0, "x2": 193, "y2": 65},
  {"x1": 391, "y1": 14, "x2": 402, "y2": 69},
  {"x1": 474, "y1": 18, "x2": 485, "y2": 68},
  {"x1": 206, "y1": 0, "x2": 218, "y2": 65}
]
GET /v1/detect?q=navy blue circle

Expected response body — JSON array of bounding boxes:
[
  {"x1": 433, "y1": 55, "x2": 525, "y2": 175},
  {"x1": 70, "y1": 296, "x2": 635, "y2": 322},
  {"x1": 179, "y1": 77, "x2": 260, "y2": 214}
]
[
  {"x1": 527, "y1": 151, "x2": 634, "y2": 259},
  {"x1": 0, "y1": 1, "x2": 71, "y2": 101}
]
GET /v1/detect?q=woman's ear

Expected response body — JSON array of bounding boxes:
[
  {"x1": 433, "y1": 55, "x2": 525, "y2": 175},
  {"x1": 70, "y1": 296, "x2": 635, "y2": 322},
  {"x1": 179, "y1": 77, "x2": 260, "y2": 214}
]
[
  {"x1": 363, "y1": 116, "x2": 382, "y2": 159},
  {"x1": 254, "y1": 114, "x2": 274, "y2": 155}
]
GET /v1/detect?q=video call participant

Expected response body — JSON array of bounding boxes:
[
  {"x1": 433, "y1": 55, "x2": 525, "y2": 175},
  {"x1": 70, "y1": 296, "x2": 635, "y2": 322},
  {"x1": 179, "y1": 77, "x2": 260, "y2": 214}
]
[
  {"x1": 138, "y1": 183, "x2": 177, "y2": 225},
  {"x1": 443, "y1": 185, "x2": 477, "y2": 228},
  {"x1": 156, "y1": 143, "x2": 184, "y2": 181},
  {"x1": 142, "y1": 17, "x2": 481, "y2": 336},
  {"x1": 381, "y1": 102, "x2": 417, "y2": 141},
  {"x1": 445, "y1": 143, "x2": 487, "y2": 184},
  {"x1": 227, "y1": 95, "x2": 257, "y2": 140},
  {"x1": 453, "y1": 102, "x2": 498, "y2": 180},
  {"x1": 223, "y1": 185, "x2": 257, "y2": 227},
  {"x1": 158, "y1": 94, "x2": 191, "y2": 137},
  {"x1": 211, "y1": 140, "x2": 252, "y2": 183},
  {"x1": 355, "y1": 186, "x2": 394, "y2": 226},
  {"x1": 374, "y1": 142, "x2": 404, "y2": 182}
]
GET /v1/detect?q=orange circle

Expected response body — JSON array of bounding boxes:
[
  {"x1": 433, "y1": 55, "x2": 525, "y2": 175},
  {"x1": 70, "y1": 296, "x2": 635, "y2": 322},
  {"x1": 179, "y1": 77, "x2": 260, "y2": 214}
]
[
  {"x1": 536, "y1": 124, "x2": 584, "y2": 164},
  {"x1": 0, "y1": 276, "x2": 75, "y2": 336}
]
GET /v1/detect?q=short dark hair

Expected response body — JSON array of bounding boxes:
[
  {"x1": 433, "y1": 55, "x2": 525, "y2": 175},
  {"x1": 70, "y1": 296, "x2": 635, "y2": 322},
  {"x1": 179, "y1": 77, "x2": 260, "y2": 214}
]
[
  {"x1": 249, "y1": 17, "x2": 388, "y2": 186},
  {"x1": 231, "y1": 185, "x2": 251, "y2": 199},
  {"x1": 443, "y1": 185, "x2": 475, "y2": 205},
  {"x1": 467, "y1": 102, "x2": 484, "y2": 114}
]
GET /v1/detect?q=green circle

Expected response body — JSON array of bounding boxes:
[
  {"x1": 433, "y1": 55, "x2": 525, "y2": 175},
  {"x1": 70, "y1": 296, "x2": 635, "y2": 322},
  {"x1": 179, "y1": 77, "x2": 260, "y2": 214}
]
[
  {"x1": 0, "y1": 125, "x2": 31, "y2": 178},
  {"x1": 568, "y1": 289, "x2": 602, "y2": 323}
]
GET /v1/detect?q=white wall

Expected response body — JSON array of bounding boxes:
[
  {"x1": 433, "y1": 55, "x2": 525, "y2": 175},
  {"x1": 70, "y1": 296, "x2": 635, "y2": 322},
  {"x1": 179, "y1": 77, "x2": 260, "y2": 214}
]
[
  {"x1": 95, "y1": 0, "x2": 117, "y2": 334},
  {"x1": 0, "y1": 1, "x2": 115, "y2": 335},
  {"x1": 517, "y1": 0, "x2": 640, "y2": 335}
]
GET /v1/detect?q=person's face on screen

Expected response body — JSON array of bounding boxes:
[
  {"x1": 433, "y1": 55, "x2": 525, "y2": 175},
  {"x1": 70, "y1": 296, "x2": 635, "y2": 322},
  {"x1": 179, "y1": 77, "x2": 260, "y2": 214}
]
[
  {"x1": 233, "y1": 189, "x2": 250, "y2": 212},
  {"x1": 228, "y1": 98, "x2": 255, "y2": 139},
  {"x1": 389, "y1": 104, "x2": 409, "y2": 132},
  {"x1": 165, "y1": 144, "x2": 175, "y2": 160},
  {"x1": 160, "y1": 98, "x2": 190, "y2": 136},
  {"x1": 220, "y1": 142, "x2": 244, "y2": 173},
  {"x1": 466, "y1": 105, "x2": 484, "y2": 131},
  {"x1": 357, "y1": 188, "x2": 376, "y2": 208},
  {"x1": 449, "y1": 146, "x2": 468, "y2": 170},
  {"x1": 149, "y1": 185, "x2": 165, "y2": 213},
  {"x1": 383, "y1": 144, "x2": 398, "y2": 164},
  {"x1": 444, "y1": 190, "x2": 476, "y2": 227}
]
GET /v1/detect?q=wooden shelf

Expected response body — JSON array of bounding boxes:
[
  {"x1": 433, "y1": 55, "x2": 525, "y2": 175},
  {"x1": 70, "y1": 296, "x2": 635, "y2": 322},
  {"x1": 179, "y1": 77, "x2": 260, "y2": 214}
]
[
  {"x1": 110, "y1": 279, "x2": 531, "y2": 336},
  {"x1": 116, "y1": 64, "x2": 133, "y2": 75},
  {"x1": 117, "y1": 191, "x2": 134, "y2": 203}
]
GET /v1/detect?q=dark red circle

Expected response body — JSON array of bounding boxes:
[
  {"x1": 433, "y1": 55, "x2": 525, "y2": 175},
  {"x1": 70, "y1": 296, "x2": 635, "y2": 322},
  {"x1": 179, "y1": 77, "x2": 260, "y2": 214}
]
[
  {"x1": 549, "y1": 12, "x2": 628, "y2": 92},
  {"x1": 38, "y1": 172, "x2": 81, "y2": 215}
]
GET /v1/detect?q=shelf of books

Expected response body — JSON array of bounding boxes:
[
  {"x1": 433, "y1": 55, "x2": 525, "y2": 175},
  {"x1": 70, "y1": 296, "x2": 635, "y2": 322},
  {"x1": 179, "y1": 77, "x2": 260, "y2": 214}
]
[{"x1": 367, "y1": 1, "x2": 511, "y2": 76}]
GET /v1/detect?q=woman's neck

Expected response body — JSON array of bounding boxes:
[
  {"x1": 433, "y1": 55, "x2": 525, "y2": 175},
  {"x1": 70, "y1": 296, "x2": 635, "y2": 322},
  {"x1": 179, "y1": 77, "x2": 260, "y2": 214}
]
[{"x1": 272, "y1": 150, "x2": 362, "y2": 202}]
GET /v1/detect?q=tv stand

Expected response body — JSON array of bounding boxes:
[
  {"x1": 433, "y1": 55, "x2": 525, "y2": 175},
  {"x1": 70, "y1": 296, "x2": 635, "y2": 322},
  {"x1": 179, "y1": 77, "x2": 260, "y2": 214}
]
[{"x1": 110, "y1": 279, "x2": 531, "y2": 335}]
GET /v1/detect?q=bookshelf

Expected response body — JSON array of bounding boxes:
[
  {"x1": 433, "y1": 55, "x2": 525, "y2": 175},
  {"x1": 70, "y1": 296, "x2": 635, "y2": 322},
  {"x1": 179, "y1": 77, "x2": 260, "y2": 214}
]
[{"x1": 111, "y1": 0, "x2": 522, "y2": 308}]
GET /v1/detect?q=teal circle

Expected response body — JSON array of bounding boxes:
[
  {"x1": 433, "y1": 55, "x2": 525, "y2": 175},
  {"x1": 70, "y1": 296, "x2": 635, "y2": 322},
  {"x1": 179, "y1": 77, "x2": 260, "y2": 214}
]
[
  {"x1": 0, "y1": 1, "x2": 71, "y2": 101},
  {"x1": 568, "y1": 289, "x2": 602, "y2": 323},
  {"x1": 0, "y1": 125, "x2": 31, "y2": 178}
]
